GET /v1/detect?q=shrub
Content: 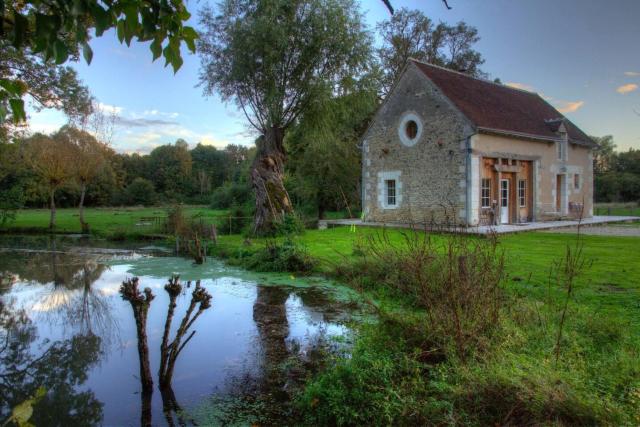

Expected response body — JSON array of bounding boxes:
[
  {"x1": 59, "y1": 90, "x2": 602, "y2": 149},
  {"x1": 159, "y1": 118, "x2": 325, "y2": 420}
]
[
  {"x1": 211, "y1": 181, "x2": 253, "y2": 209},
  {"x1": 340, "y1": 230, "x2": 506, "y2": 359},
  {"x1": 274, "y1": 212, "x2": 306, "y2": 236},
  {"x1": 243, "y1": 238, "x2": 316, "y2": 273},
  {"x1": 124, "y1": 177, "x2": 157, "y2": 206}
]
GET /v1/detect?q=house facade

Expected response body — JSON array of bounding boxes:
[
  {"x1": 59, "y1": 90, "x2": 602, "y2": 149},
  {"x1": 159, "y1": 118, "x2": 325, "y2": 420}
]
[{"x1": 361, "y1": 59, "x2": 597, "y2": 226}]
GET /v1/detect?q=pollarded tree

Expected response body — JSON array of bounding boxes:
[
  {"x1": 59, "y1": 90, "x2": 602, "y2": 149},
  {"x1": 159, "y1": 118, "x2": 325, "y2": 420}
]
[
  {"x1": 23, "y1": 133, "x2": 75, "y2": 229},
  {"x1": 54, "y1": 125, "x2": 111, "y2": 233},
  {"x1": 198, "y1": 0, "x2": 372, "y2": 233}
]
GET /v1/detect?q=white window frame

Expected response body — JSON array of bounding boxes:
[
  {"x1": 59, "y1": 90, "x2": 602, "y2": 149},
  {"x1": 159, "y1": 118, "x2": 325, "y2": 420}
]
[
  {"x1": 518, "y1": 179, "x2": 527, "y2": 207},
  {"x1": 398, "y1": 112, "x2": 423, "y2": 147},
  {"x1": 385, "y1": 180, "x2": 396, "y2": 206},
  {"x1": 574, "y1": 173, "x2": 581, "y2": 190},
  {"x1": 377, "y1": 171, "x2": 402, "y2": 209},
  {"x1": 481, "y1": 178, "x2": 491, "y2": 208}
]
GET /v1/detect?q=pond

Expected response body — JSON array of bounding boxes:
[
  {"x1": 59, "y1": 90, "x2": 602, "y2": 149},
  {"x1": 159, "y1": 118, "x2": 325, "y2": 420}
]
[{"x1": 0, "y1": 235, "x2": 368, "y2": 426}]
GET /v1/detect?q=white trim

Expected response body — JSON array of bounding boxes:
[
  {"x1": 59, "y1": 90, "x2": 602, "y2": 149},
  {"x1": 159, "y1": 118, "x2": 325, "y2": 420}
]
[
  {"x1": 377, "y1": 171, "x2": 402, "y2": 210},
  {"x1": 398, "y1": 112, "x2": 423, "y2": 147}
]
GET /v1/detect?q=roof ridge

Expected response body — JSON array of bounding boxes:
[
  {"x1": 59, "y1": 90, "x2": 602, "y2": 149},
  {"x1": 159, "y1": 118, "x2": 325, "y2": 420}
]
[{"x1": 408, "y1": 58, "x2": 540, "y2": 96}]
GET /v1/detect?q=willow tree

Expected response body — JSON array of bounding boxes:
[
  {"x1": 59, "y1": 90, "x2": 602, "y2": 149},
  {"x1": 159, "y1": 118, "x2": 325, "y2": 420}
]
[{"x1": 198, "y1": 0, "x2": 371, "y2": 232}]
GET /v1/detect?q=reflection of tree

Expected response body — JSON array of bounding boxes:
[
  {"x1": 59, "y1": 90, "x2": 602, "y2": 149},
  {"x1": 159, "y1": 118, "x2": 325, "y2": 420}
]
[
  {"x1": 0, "y1": 300, "x2": 103, "y2": 426},
  {"x1": 253, "y1": 286, "x2": 290, "y2": 370},
  {"x1": 4, "y1": 246, "x2": 121, "y2": 350},
  {"x1": 121, "y1": 276, "x2": 212, "y2": 427}
]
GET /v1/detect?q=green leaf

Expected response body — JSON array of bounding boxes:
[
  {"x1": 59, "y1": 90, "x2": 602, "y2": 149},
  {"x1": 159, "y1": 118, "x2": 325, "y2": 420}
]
[
  {"x1": 9, "y1": 98, "x2": 26, "y2": 123},
  {"x1": 150, "y1": 38, "x2": 162, "y2": 61},
  {"x1": 12, "y1": 13, "x2": 28, "y2": 48},
  {"x1": 182, "y1": 26, "x2": 199, "y2": 40},
  {"x1": 116, "y1": 20, "x2": 125, "y2": 43},
  {"x1": 184, "y1": 37, "x2": 196, "y2": 54},
  {"x1": 91, "y1": 4, "x2": 111, "y2": 36},
  {"x1": 53, "y1": 40, "x2": 69, "y2": 64},
  {"x1": 10, "y1": 400, "x2": 34, "y2": 426},
  {"x1": 0, "y1": 78, "x2": 27, "y2": 96},
  {"x1": 171, "y1": 54, "x2": 184, "y2": 74},
  {"x1": 82, "y1": 42, "x2": 94, "y2": 64}
]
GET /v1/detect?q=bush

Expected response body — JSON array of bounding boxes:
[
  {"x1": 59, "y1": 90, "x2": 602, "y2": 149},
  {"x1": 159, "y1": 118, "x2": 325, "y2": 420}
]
[
  {"x1": 124, "y1": 177, "x2": 157, "y2": 206},
  {"x1": 274, "y1": 212, "x2": 306, "y2": 236},
  {"x1": 340, "y1": 230, "x2": 506, "y2": 359},
  {"x1": 243, "y1": 238, "x2": 317, "y2": 273},
  {"x1": 211, "y1": 181, "x2": 253, "y2": 209}
]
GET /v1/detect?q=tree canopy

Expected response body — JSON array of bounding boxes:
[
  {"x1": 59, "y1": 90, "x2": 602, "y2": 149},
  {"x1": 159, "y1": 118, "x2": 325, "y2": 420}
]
[
  {"x1": 1, "y1": 0, "x2": 198, "y2": 126},
  {"x1": 198, "y1": 0, "x2": 373, "y2": 232},
  {"x1": 376, "y1": 8, "x2": 485, "y2": 94}
]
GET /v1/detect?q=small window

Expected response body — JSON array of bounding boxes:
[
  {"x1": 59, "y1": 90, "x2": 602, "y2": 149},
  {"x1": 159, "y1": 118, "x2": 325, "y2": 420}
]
[
  {"x1": 481, "y1": 178, "x2": 491, "y2": 208},
  {"x1": 385, "y1": 179, "x2": 396, "y2": 206},
  {"x1": 557, "y1": 140, "x2": 565, "y2": 161},
  {"x1": 405, "y1": 120, "x2": 418, "y2": 139},
  {"x1": 574, "y1": 174, "x2": 580, "y2": 190},
  {"x1": 518, "y1": 179, "x2": 527, "y2": 207}
]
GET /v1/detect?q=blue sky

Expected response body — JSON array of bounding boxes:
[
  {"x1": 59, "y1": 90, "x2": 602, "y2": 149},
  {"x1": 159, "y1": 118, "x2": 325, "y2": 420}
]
[{"x1": 28, "y1": 0, "x2": 640, "y2": 152}]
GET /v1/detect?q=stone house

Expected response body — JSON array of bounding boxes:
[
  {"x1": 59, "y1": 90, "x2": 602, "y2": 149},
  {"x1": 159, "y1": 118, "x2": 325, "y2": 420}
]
[{"x1": 361, "y1": 59, "x2": 598, "y2": 226}]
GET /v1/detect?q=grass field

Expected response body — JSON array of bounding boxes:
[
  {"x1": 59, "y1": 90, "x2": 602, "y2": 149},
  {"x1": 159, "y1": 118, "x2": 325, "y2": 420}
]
[
  {"x1": 216, "y1": 225, "x2": 640, "y2": 327},
  {"x1": 212, "y1": 225, "x2": 638, "y2": 424},
  {"x1": 1, "y1": 206, "x2": 227, "y2": 237},
  {"x1": 3, "y1": 207, "x2": 639, "y2": 422},
  {"x1": 594, "y1": 202, "x2": 640, "y2": 216}
]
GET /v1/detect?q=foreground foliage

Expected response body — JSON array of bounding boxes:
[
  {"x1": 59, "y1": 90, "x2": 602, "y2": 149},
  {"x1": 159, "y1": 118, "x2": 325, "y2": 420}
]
[{"x1": 213, "y1": 226, "x2": 640, "y2": 425}]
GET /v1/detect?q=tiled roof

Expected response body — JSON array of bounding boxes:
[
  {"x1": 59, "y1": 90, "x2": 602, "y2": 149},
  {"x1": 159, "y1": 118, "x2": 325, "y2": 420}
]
[{"x1": 411, "y1": 60, "x2": 596, "y2": 147}]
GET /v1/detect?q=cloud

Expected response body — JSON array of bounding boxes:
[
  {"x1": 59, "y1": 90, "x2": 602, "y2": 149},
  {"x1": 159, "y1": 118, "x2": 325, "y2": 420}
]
[
  {"x1": 555, "y1": 101, "x2": 585, "y2": 114},
  {"x1": 616, "y1": 83, "x2": 638, "y2": 94},
  {"x1": 115, "y1": 117, "x2": 179, "y2": 128},
  {"x1": 142, "y1": 109, "x2": 179, "y2": 119},
  {"x1": 97, "y1": 102, "x2": 123, "y2": 114},
  {"x1": 505, "y1": 82, "x2": 536, "y2": 92},
  {"x1": 624, "y1": 71, "x2": 640, "y2": 77}
]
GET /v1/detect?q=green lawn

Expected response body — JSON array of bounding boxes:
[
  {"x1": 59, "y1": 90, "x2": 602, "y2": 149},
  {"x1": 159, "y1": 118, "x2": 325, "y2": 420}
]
[
  {"x1": 594, "y1": 202, "x2": 640, "y2": 216},
  {"x1": 218, "y1": 225, "x2": 640, "y2": 326},
  {"x1": 2, "y1": 206, "x2": 228, "y2": 236},
  {"x1": 219, "y1": 226, "x2": 640, "y2": 424}
]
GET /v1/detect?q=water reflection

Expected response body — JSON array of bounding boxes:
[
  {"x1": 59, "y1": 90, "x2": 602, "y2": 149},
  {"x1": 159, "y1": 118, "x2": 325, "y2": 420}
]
[
  {"x1": 0, "y1": 236, "x2": 365, "y2": 426},
  {"x1": 0, "y1": 300, "x2": 103, "y2": 426},
  {"x1": 1, "y1": 246, "x2": 121, "y2": 351}
]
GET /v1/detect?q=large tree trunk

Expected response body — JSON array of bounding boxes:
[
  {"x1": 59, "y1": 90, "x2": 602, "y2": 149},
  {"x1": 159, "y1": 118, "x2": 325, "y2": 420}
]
[
  {"x1": 79, "y1": 182, "x2": 89, "y2": 234},
  {"x1": 251, "y1": 127, "x2": 293, "y2": 233},
  {"x1": 49, "y1": 188, "x2": 56, "y2": 230}
]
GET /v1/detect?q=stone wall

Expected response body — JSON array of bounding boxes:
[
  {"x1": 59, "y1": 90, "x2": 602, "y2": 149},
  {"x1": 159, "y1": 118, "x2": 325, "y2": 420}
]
[{"x1": 361, "y1": 63, "x2": 475, "y2": 225}]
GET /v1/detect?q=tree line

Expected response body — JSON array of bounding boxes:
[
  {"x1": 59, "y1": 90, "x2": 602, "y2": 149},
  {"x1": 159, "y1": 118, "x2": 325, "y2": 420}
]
[
  {"x1": 0, "y1": 129, "x2": 255, "y2": 229},
  {"x1": 592, "y1": 135, "x2": 640, "y2": 203},
  {"x1": 3, "y1": 0, "x2": 633, "y2": 234}
]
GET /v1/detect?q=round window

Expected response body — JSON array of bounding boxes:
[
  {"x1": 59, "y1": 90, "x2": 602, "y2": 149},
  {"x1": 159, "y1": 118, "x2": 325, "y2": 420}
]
[
  {"x1": 398, "y1": 112, "x2": 422, "y2": 146},
  {"x1": 405, "y1": 120, "x2": 418, "y2": 139}
]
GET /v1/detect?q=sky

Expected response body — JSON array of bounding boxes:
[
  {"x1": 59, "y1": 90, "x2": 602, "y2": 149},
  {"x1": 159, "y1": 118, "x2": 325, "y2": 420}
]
[{"x1": 28, "y1": 0, "x2": 640, "y2": 153}]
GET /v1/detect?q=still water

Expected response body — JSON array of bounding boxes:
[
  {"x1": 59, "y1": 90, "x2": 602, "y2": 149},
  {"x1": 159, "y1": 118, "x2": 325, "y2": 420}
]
[{"x1": 0, "y1": 235, "x2": 366, "y2": 426}]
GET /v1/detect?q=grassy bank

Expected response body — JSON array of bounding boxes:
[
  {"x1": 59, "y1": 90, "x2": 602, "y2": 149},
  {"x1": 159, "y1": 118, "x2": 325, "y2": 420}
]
[
  {"x1": 1, "y1": 206, "x2": 226, "y2": 238},
  {"x1": 212, "y1": 226, "x2": 640, "y2": 424},
  {"x1": 595, "y1": 202, "x2": 640, "y2": 216}
]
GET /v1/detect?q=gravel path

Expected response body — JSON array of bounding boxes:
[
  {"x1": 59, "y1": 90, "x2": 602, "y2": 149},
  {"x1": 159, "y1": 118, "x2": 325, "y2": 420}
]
[{"x1": 541, "y1": 224, "x2": 640, "y2": 237}]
